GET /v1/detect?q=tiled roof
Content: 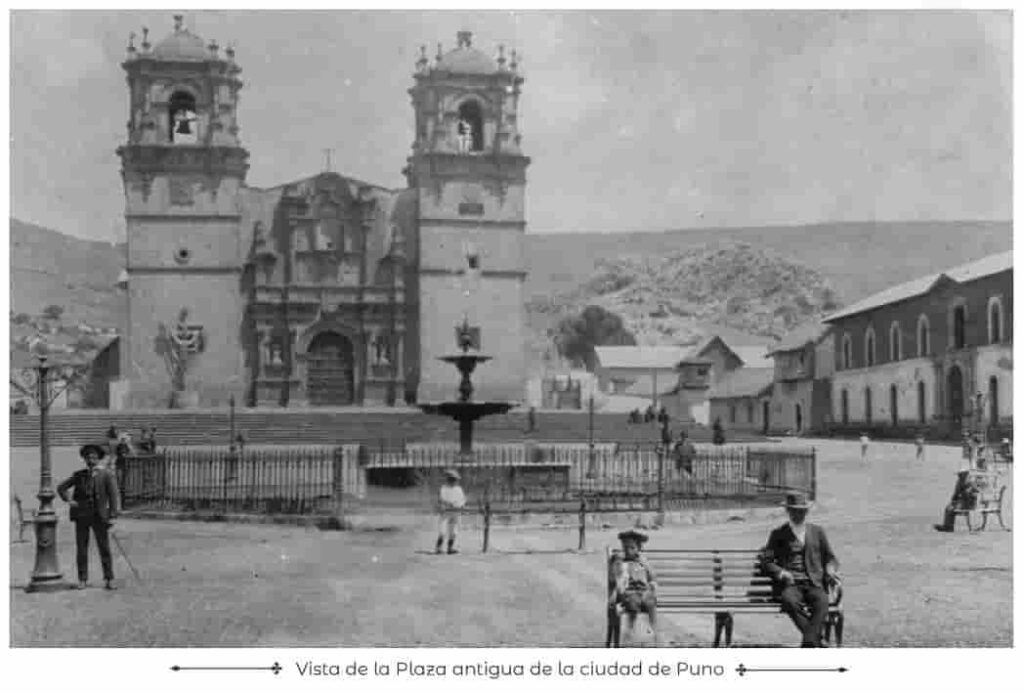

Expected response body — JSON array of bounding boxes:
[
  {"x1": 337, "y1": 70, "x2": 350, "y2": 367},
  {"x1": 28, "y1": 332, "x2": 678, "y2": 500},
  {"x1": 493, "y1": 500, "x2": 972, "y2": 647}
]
[
  {"x1": 707, "y1": 367, "x2": 775, "y2": 399},
  {"x1": 594, "y1": 345, "x2": 690, "y2": 370},
  {"x1": 824, "y1": 251, "x2": 1013, "y2": 322},
  {"x1": 768, "y1": 322, "x2": 832, "y2": 355}
]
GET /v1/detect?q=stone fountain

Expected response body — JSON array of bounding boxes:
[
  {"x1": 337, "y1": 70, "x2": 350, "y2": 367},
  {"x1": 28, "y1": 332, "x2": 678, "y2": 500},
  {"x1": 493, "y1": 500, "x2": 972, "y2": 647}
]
[{"x1": 418, "y1": 316, "x2": 518, "y2": 463}]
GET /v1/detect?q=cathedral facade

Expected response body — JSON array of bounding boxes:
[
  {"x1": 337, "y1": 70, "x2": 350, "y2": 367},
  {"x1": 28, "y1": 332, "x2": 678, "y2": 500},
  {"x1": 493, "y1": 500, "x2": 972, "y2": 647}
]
[{"x1": 114, "y1": 17, "x2": 529, "y2": 409}]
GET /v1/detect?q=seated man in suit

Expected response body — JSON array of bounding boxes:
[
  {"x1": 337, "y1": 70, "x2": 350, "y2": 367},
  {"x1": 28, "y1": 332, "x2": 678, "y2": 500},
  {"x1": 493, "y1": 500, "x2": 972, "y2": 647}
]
[{"x1": 761, "y1": 492, "x2": 840, "y2": 647}]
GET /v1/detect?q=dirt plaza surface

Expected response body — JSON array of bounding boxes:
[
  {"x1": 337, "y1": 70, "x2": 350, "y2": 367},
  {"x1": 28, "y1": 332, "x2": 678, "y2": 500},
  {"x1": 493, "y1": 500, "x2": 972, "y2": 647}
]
[{"x1": 9, "y1": 439, "x2": 1012, "y2": 647}]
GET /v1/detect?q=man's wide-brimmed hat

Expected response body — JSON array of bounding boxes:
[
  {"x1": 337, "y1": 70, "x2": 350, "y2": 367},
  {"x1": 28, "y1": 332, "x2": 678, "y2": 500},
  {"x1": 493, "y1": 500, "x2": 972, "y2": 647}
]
[
  {"x1": 782, "y1": 492, "x2": 812, "y2": 510},
  {"x1": 79, "y1": 444, "x2": 106, "y2": 460},
  {"x1": 617, "y1": 528, "x2": 649, "y2": 544},
  {"x1": 443, "y1": 469, "x2": 461, "y2": 481}
]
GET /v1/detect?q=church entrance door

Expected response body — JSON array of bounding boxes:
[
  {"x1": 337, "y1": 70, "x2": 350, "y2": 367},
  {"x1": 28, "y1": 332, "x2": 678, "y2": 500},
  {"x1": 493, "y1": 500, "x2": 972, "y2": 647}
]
[{"x1": 307, "y1": 332, "x2": 355, "y2": 406}]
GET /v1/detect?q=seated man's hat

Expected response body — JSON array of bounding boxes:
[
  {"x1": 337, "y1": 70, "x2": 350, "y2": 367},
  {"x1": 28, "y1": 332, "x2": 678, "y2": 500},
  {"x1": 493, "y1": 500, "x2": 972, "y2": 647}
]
[
  {"x1": 617, "y1": 528, "x2": 649, "y2": 544},
  {"x1": 782, "y1": 492, "x2": 812, "y2": 510},
  {"x1": 79, "y1": 443, "x2": 107, "y2": 460}
]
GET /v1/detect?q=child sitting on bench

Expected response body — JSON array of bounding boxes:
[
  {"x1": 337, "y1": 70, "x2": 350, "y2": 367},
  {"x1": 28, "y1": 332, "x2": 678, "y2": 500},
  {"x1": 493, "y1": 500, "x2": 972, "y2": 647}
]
[{"x1": 608, "y1": 529, "x2": 658, "y2": 643}]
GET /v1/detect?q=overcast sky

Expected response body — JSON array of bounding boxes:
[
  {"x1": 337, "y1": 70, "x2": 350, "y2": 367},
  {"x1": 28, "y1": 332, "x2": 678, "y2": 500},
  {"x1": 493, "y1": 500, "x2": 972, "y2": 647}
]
[{"x1": 8, "y1": 9, "x2": 1012, "y2": 242}]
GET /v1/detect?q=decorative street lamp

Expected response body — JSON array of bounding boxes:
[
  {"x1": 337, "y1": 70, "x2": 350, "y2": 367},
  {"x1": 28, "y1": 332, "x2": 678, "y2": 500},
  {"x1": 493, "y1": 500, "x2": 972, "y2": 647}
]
[{"x1": 9, "y1": 354, "x2": 91, "y2": 592}]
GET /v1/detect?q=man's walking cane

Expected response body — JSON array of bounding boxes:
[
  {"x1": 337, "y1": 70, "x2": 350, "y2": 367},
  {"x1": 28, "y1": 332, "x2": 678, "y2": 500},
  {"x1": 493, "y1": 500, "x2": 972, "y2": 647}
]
[{"x1": 110, "y1": 528, "x2": 147, "y2": 590}]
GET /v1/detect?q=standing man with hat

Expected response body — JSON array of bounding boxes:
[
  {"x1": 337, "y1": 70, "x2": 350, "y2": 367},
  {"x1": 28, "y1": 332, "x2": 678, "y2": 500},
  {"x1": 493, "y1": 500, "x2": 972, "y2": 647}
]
[
  {"x1": 57, "y1": 444, "x2": 121, "y2": 590},
  {"x1": 435, "y1": 469, "x2": 466, "y2": 555},
  {"x1": 760, "y1": 492, "x2": 840, "y2": 647}
]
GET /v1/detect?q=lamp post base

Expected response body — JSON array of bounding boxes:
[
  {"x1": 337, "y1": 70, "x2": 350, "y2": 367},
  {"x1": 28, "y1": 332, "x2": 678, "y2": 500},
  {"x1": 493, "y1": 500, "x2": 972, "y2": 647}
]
[{"x1": 25, "y1": 512, "x2": 66, "y2": 593}]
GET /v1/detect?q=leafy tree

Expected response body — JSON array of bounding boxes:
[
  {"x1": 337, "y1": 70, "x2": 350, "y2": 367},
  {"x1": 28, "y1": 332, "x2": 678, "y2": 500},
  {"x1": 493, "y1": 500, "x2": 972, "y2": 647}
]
[
  {"x1": 12, "y1": 312, "x2": 31, "y2": 325},
  {"x1": 554, "y1": 304, "x2": 636, "y2": 371},
  {"x1": 42, "y1": 304, "x2": 64, "y2": 321}
]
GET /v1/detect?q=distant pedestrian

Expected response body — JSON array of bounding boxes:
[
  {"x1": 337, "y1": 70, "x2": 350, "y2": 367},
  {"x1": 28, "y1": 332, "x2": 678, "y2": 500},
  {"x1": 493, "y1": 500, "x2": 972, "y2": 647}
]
[
  {"x1": 139, "y1": 426, "x2": 156, "y2": 454},
  {"x1": 526, "y1": 406, "x2": 537, "y2": 434},
  {"x1": 934, "y1": 469, "x2": 979, "y2": 533},
  {"x1": 114, "y1": 433, "x2": 133, "y2": 491},
  {"x1": 57, "y1": 444, "x2": 121, "y2": 590},
  {"x1": 859, "y1": 433, "x2": 870, "y2": 461},
  {"x1": 712, "y1": 418, "x2": 726, "y2": 446},
  {"x1": 673, "y1": 430, "x2": 696, "y2": 476},
  {"x1": 105, "y1": 425, "x2": 119, "y2": 458},
  {"x1": 435, "y1": 469, "x2": 466, "y2": 555},
  {"x1": 914, "y1": 434, "x2": 925, "y2": 461}
]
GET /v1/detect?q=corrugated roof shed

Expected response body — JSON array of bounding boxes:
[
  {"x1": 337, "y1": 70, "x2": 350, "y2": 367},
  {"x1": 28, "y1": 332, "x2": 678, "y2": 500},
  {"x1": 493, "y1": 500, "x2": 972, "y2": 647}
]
[
  {"x1": 707, "y1": 367, "x2": 775, "y2": 399},
  {"x1": 825, "y1": 251, "x2": 1012, "y2": 322}
]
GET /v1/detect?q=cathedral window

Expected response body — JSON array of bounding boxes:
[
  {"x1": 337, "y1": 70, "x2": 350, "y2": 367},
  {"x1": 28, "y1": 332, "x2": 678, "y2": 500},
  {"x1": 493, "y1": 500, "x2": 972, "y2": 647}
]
[
  {"x1": 457, "y1": 100, "x2": 484, "y2": 153},
  {"x1": 169, "y1": 91, "x2": 198, "y2": 144}
]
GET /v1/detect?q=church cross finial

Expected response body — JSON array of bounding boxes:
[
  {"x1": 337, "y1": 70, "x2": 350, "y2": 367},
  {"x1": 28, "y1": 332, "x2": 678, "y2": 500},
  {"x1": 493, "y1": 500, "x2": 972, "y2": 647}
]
[{"x1": 323, "y1": 148, "x2": 334, "y2": 173}]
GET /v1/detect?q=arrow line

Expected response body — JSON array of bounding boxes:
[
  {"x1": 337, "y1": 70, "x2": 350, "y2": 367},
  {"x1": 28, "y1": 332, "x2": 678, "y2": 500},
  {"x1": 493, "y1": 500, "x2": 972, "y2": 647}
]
[
  {"x1": 737, "y1": 664, "x2": 847, "y2": 676},
  {"x1": 171, "y1": 662, "x2": 282, "y2": 674}
]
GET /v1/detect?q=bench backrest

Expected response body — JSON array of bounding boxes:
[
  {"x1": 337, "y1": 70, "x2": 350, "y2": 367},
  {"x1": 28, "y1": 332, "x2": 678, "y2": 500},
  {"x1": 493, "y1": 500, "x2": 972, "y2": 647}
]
[
  {"x1": 608, "y1": 548, "x2": 775, "y2": 607},
  {"x1": 968, "y1": 471, "x2": 1004, "y2": 501}
]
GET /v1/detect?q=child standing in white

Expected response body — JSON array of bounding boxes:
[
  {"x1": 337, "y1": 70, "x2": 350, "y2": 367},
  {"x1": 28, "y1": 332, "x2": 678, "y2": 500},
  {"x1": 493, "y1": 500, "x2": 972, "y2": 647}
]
[
  {"x1": 859, "y1": 433, "x2": 870, "y2": 461},
  {"x1": 436, "y1": 469, "x2": 466, "y2": 555}
]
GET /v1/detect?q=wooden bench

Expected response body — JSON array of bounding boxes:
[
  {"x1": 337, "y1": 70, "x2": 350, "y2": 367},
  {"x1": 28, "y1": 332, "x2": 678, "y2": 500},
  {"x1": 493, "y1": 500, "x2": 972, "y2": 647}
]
[{"x1": 606, "y1": 548, "x2": 844, "y2": 647}]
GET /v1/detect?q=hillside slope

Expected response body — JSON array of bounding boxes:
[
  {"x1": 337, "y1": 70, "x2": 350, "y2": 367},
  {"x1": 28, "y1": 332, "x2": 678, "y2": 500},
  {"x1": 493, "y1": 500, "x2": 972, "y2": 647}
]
[
  {"x1": 9, "y1": 218, "x2": 124, "y2": 329},
  {"x1": 525, "y1": 220, "x2": 1012, "y2": 307},
  {"x1": 529, "y1": 241, "x2": 838, "y2": 346}
]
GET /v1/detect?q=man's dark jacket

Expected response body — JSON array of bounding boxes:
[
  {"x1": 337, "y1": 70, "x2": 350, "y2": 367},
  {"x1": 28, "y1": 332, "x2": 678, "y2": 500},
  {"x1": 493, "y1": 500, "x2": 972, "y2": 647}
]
[
  {"x1": 760, "y1": 522, "x2": 839, "y2": 596},
  {"x1": 57, "y1": 468, "x2": 120, "y2": 523}
]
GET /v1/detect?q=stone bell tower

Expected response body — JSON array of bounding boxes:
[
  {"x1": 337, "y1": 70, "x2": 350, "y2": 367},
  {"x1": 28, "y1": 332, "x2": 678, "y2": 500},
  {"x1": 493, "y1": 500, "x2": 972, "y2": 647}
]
[
  {"x1": 406, "y1": 31, "x2": 531, "y2": 402},
  {"x1": 116, "y1": 15, "x2": 249, "y2": 408}
]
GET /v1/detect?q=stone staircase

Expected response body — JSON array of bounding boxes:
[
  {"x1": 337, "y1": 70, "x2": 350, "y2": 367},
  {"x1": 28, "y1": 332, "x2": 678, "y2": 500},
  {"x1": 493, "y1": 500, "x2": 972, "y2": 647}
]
[{"x1": 9, "y1": 408, "x2": 763, "y2": 449}]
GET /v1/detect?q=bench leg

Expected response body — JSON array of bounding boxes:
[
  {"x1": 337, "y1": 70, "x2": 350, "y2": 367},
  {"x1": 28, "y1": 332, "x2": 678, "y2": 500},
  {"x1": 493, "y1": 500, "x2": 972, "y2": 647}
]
[
  {"x1": 606, "y1": 608, "x2": 620, "y2": 648},
  {"x1": 713, "y1": 612, "x2": 733, "y2": 647}
]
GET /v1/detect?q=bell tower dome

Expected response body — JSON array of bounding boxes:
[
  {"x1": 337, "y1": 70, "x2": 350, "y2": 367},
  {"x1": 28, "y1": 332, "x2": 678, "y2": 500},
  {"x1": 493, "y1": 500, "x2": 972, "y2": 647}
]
[
  {"x1": 115, "y1": 15, "x2": 249, "y2": 409},
  {"x1": 406, "y1": 31, "x2": 531, "y2": 403}
]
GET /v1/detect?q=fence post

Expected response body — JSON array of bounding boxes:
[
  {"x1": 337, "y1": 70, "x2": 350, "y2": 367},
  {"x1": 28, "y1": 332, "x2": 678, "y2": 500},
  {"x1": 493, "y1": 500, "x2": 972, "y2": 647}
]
[
  {"x1": 810, "y1": 447, "x2": 817, "y2": 501},
  {"x1": 578, "y1": 497, "x2": 587, "y2": 551},
  {"x1": 482, "y1": 499, "x2": 492, "y2": 554},
  {"x1": 657, "y1": 446, "x2": 665, "y2": 514}
]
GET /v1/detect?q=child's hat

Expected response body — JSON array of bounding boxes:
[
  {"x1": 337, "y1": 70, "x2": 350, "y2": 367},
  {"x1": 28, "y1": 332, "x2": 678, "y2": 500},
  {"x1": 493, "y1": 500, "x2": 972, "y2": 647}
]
[
  {"x1": 443, "y1": 469, "x2": 461, "y2": 481},
  {"x1": 617, "y1": 528, "x2": 648, "y2": 544}
]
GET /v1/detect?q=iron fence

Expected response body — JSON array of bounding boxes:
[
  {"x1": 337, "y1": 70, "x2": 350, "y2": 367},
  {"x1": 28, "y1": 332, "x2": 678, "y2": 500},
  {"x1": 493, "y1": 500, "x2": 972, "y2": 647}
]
[
  {"x1": 362, "y1": 444, "x2": 816, "y2": 512},
  {"x1": 120, "y1": 445, "x2": 362, "y2": 515}
]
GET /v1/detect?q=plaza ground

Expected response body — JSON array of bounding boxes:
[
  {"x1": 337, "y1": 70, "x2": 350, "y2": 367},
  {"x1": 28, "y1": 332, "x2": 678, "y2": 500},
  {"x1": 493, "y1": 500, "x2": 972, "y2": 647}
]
[{"x1": 9, "y1": 439, "x2": 1012, "y2": 647}]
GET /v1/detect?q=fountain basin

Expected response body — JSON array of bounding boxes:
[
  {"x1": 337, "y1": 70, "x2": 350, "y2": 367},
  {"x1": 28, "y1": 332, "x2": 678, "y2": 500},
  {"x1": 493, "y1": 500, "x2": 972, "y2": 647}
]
[{"x1": 418, "y1": 401, "x2": 517, "y2": 422}]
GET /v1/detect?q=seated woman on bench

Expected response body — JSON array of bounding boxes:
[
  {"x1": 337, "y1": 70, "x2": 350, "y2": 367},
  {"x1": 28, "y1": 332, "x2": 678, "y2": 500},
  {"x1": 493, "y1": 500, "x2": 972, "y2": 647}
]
[{"x1": 608, "y1": 529, "x2": 658, "y2": 643}]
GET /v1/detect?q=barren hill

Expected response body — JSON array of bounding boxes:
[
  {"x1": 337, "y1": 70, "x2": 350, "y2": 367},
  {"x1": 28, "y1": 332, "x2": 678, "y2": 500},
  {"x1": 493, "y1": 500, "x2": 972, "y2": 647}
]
[{"x1": 9, "y1": 218, "x2": 124, "y2": 329}]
